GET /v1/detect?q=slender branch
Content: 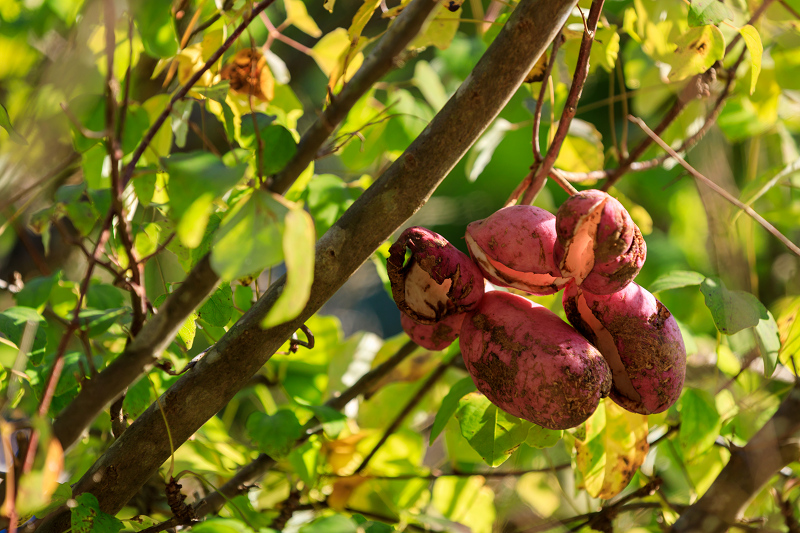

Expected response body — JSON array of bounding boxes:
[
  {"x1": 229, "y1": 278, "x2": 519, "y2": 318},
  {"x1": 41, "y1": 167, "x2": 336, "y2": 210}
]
[
  {"x1": 35, "y1": 0, "x2": 577, "y2": 527},
  {"x1": 520, "y1": 0, "x2": 604, "y2": 205},
  {"x1": 354, "y1": 360, "x2": 450, "y2": 474},
  {"x1": 630, "y1": 115, "x2": 800, "y2": 257},
  {"x1": 120, "y1": 0, "x2": 278, "y2": 191},
  {"x1": 532, "y1": 30, "x2": 563, "y2": 163},
  {"x1": 672, "y1": 385, "x2": 800, "y2": 532},
  {"x1": 268, "y1": 0, "x2": 440, "y2": 194}
]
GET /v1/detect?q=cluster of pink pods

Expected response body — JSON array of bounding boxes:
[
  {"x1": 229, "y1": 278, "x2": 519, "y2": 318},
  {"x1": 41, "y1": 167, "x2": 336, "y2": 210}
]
[{"x1": 388, "y1": 190, "x2": 686, "y2": 430}]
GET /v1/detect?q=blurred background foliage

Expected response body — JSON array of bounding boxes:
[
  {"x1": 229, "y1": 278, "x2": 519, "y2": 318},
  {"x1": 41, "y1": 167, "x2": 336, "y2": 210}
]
[{"x1": 1, "y1": 0, "x2": 800, "y2": 531}]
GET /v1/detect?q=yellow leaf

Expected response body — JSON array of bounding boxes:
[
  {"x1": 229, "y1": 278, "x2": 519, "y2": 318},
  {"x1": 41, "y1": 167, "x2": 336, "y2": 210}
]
[
  {"x1": 739, "y1": 24, "x2": 763, "y2": 95},
  {"x1": 666, "y1": 25, "x2": 725, "y2": 82},
  {"x1": 575, "y1": 400, "x2": 649, "y2": 499},
  {"x1": 285, "y1": 0, "x2": 322, "y2": 37},
  {"x1": 311, "y1": 28, "x2": 350, "y2": 76},
  {"x1": 349, "y1": 0, "x2": 381, "y2": 43},
  {"x1": 410, "y1": 3, "x2": 460, "y2": 51}
]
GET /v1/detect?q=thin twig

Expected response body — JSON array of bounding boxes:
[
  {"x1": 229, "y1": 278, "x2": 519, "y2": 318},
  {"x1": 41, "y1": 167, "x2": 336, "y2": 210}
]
[
  {"x1": 121, "y1": 0, "x2": 278, "y2": 191},
  {"x1": 630, "y1": 115, "x2": 800, "y2": 257},
  {"x1": 521, "y1": 0, "x2": 605, "y2": 205},
  {"x1": 532, "y1": 29, "x2": 564, "y2": 163}
]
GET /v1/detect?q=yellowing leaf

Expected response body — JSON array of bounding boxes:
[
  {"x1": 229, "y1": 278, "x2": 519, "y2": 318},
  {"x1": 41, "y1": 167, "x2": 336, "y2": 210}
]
[
  {"x1": 666, "y1": 25, "x2": 725, "y2": 82},
  {"x1": 410, "y1": 4, "x2": 460, "y2": 50},
  {"x1": 554, "y1": 119, "x2": 604, "y2": 173},
  {"x1": 349, "y1": 0, "x2": 381, "y2": 43},
  {"x1": 739, "y1": 25, "x2": 763, "y2": 95},
  {"x1": 777, "y1": 297, "x2": 800, "y2": 375},
  {"x1": 575, "y1": 400, "x2": 648, "y2": 499},
  {"x1": 312, "y1": 29, "x2": 350, "y2": 76},
  {"x1": 285, "y1": 0, "x2": 322, "y2": 37}
]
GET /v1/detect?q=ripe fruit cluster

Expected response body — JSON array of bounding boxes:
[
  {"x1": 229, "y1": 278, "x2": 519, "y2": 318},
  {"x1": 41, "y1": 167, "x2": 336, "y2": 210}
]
[{"x1": 388, "y1": 190, "x2": 686, "y2": 430}]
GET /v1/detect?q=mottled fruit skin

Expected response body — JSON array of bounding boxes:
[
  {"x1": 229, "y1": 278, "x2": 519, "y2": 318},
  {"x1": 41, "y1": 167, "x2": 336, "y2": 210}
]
[
  {"x1": 387, "y1": 227, "x2": 485, "y2": 324},
  {"x1": 460, "y1": 291, "x2": 612, "y2": 430},
  {"x1": 554, "y1": 190, "x2": 646, "y2": 295},
  {"x1": 563, "y1": 282, "x2": 686, "y2": 415},
  {"x1": 401, "y1": 312, "x2": 464, "y2": 351},
  {"x1": 465, "y1": 205, "x2": 568, "y2": 295}
]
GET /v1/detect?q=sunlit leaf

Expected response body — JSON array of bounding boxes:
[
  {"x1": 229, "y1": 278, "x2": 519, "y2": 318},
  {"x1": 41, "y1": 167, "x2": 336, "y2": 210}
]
[
  {"x1": 349, "y1": 0, "x2": 381, "y2": 43},
  {"x1": 678, "y1": 388, "x2": 721, "y2": 458},
  {"x1": 666, "y1": 25, "x2": 725, "y2": 82},
  {"x1": 432, "y1": 476, "x2": 495, "y2": 533},
  {"x1": 210, "y1": 190, "x2": 290, "y2": 281},
  {"x1": 0, "y1": 307, "x2": 47, "y2": 364},
  {"x1": 455, "y1": 392, "x2": 531, "y2": 467},
  {"x1": 739, "y1": 25, "x2": 763, "y2": 95},
  {"x1": 554, "y1": 119, "x2": 604, "y2": 173},
  {"x1": 754, "y1": 311, "x2": 780, "y2": 378},
  {"x1": 262, "y1": 207, "x2": 315, "y2": 328},
  {"x1": 163, "y1": 151, "x2": 247, "y2": 248},
  {"x1": 575, "y1": 400, "x2": 648, "y2": 499},
  {"x1": 649, "y1": 270, "x2": 706, "y2": 293},
  {"x1": 430, "y1": 377, "x2": 477, "y2": 445},
  {"x1": 700, "y1": 276, "x2": 767, "y2": 335},
  {"x1": 411, "y1": 3, "x2": 460, "y2": 50},
  {"x1": 197, "y1": 283, "x2": 234, "y2": 327},
  {"x1": 777, "y1": 297, "x2": 800, "y2": 375},
  {"x1": 413, "y1": 60, "x2": 448, "y2": 110},
  {"x1": 123, "y1": 376, "x2": 153, "y2": 419},
  {"x1": 525, "y1": 424, "x2": 562, "y2": 449},
  {"x1": 688, "y1": 0, "x2": 732, "y2": 27},
  {"x1": 285, "y1": 0, "x2": 322, "y2": 37},
  {"x1": 300, "y1": 515, "x2": 359, "y2": 533}
]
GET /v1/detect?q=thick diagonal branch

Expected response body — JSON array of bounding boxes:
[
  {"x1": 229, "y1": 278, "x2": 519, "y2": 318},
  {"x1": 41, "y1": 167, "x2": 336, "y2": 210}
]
[{"x1": 36, "y1": 0, "x2": 576, "y2": 528}]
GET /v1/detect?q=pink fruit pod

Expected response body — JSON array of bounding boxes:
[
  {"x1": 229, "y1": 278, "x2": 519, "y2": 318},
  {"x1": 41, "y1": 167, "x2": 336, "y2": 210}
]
[
  {"x1": 562, "y1": 282, "x2": 686, "y2": 415},
  {"x1": 401, "y1": 312, "x2": 464, "y2": 351},
  {"x1": 460, "y1": 291, "x2": 612, "y2": 430},
  {"x1": 554, "y1": 190, "x2": 646, "y2": 295},
  {"x1": 387, "y1": 226, "x2": 485, "y2": 325},
  {"x1": 465, "y1": 205, "x2": 569, "y2": 295}
]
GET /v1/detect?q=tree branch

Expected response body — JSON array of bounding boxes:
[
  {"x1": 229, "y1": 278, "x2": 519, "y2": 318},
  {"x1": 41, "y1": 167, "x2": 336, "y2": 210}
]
[
  {"x1": 672, "y1": 385, "x2": 800, "y2": 533},
  {"x1": 35, "y1": 0, "x2": 576, "y2": 528}
]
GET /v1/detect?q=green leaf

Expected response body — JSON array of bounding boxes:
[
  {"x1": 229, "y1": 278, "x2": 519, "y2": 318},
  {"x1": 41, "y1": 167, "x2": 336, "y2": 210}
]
[
  {"x1": 666, "y1": 25, "x2": 725, "y2": 82},
  {"x1": 285, "y1": 0, "x2": 322, "y2": 37},
  {"x1": 700, "y1": 276, "x2": 767, "y2": 335},
  {"x1": 525, "y1": 424, "x2": 562, "y2": 449},
  {"x1": 688, "y1": 0, "x2": 732, "y2": 27},
  {"x1": 133, "y1": 0, "x2": 178, "y2": 58},
  {"x1": 432, "y1": 476, "x2": 494, "y2": 529},
  {"x1": 778, "y1": 298, "x2": 800, "y2": 375},
  {"x1": 211, "y1": 190, "x2": 290, "y2": 281},
  {"x1": 0, "y1": 101, "x2": 27, "y2": 144},
  {"x1": 288, "y1": 437, "x2": 322, "y2": 487},
  {"x1": 197, "y1": 283, "x2": 233, "y2": 327},
  {"x1": 247, "y1": 409, "x2": 303, "y2": 458},
  {"x1": 754, "y1": 311, "x2": 780, "y2": 378},
  {"x1": 465, "y1": 118, "x2": 512, "y2": 182},
  {"x1": 739, "y1": 25, "x2": 763, "y2": 95},
  {"x1": 300, "y1": 515, "x2": 359, "y2": 533},
  {"x1": 0, "y1": 307, "x2": 47, "y2": 364},
  {"x1": 455, "y1": 392, "x2": 530, "y2": 467},
  {"x1": 162, "y1": 151, "x2": 247, "y2": 248},
  {"x1": 86, "y1": 283, "x2": 125, "y2": 310},
  {"x1": 123, "y1": 376, "x2": 153, "y2": 419},
  {"x1": 305, "y1": 404, "x2": 347, "y2": 438},
  {"x1": 430, "y1": 377, "x2": 477, "y2": 445},
  {"x1": 413, "y1": 60, "x2": 448, "y2": 110},
  {"x1": 678, "y1": 388, "x2": 721, "y2": 458},
  {"x1": 234, "y1": 284, "x2": 254, "y2": 312},
  {"x1": 134, "y1": 223, "x2": 161, "y2": 258},
  {"x1": 262, "y1": 207, "x2": 315, "y2": 328},
  {"x1": 78, "y1": 308, "x2": 129, "y2": 337},
  {"x1": 178, "y1": 312, "x2": 198, "y2": 349},
  {"x1": 16, "y1": 273, "x2": 59, "y2": 310},
  {"x1": 411, "y1": 3, "x2": 460, "y2": 50},
  {"x1": 191, "y1": 518, "x2": 253, "y2": 533},
  {"x1": 649, "y1": 270, "x2": 706, "y2": 293},
  {"x1": 306, "y1": 174, "x2": 361, "y2": 237},
  {"x1": 70, "y1": 493, "x2": 124, "y2": 533}
]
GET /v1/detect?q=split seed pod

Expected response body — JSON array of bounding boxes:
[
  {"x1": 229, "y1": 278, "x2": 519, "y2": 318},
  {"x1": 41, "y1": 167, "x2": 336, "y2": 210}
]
[
  {"x1": 401, "y1": 312, "x2": 464, "y2": 351},
  {"x1": 554, "y1": 190, "x2": 646, "y2": 295},
  {"x1": 387, "y1": 227, "x2": 485, "y2": 324},
  {"x1": 465, "y1": 205, "x2": 569, "y2": 295},
  {"x1": 460, "y1": 291, "x2": 612, "y2": 430},
  {"x1": 563, "y1": 282, "x2": 686, "y2": 415}
]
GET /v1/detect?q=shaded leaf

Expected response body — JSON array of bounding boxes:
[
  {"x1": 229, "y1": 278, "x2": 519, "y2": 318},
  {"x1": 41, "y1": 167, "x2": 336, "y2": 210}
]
[
  {"x1": 777, "y1": 297, "x2": 800, "y2": 375},
  {"x1": 700, "y1": 276, "x2": 767, "y2": 335},
  {"x1": 70, "y1": 493, "x2": 124, "y2": 533},
  {"x1": 0, "y1": 307, "x2": 47, "y2": 364},
  {"x1": 754, "y1": 311, "x2": 780, "y2": 377},
  {"x1": 0, "y1": 101, "x2": 27, "y2": 144},
  {"x1": 525, "y1": 424, "x2": 562, "y2": 449},
  {"x1": 197, "y1": 283, "x2": 234, "y2": 327},
  {"x1": 247, "y1": 409, "x2": 303, "y2": 458},
  {"x1": 465, "y1": 118, "x2": 513, "y2": 182}
]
